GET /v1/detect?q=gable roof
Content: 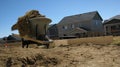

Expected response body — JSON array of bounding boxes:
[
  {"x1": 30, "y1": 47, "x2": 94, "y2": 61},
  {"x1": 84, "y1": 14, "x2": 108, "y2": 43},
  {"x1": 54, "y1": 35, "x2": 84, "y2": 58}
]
[
  {"x1": 7, "y1": 34, "x2": 21, "y2": 40},
  {"x1": 58, "y1": 11, "x2": 102, "y2": 25},
  {"x1": 110, "y1": 15, "x2": 120, "y2": 20},
  {"x1": 103, "y1": 15, "x2": 120, "y2": 24},
  {"x1": 48, "y1": 24, "x2": 57, "y2": 28},
  {"x1": 103, "y1": 19, "x2": 120, "y2": 25}
]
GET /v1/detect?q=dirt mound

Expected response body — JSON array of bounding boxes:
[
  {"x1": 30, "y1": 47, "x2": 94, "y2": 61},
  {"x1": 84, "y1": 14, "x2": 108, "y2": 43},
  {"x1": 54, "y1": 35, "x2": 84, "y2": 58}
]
[
  {"x1": 0, "y1": 42, "x2": 120, "y2": 67},
  {"x1": 6, "y1": 54, "x2": 59, "y2": 67}
]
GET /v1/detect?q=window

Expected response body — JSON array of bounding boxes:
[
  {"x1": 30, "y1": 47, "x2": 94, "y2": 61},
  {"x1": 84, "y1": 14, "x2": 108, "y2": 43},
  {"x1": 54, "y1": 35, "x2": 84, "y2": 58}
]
[
  {"x1": 95, "y1": 22, "x2": 98, "y2": 25},
  {"x1": 63, "y1": 34, "x2": 67, "y2": 36},
  {"x1": 71, "y1": 24, "x2": 75, "y2": 28},
  {"x1": 119, "y1": 25, "x2": 120, "y2": 28},
  {"x1": 111, "y1": 25, "x2": 116, "y2": 29},
  {"x1": 106, "y1": 26, "x2": 108, "y2": 31},
  {"x1": 95, "y1": 20, "x2": 98, "y2": 25},
  {"x1": 79, "y1": 24, "x2": 82, "y2": 27},
  {"x1": 93, "y1": 20, "x2": 100, "y2": 25},
  {"x1": 63, "y1": 26, "x2": 67, "y2": 30}
]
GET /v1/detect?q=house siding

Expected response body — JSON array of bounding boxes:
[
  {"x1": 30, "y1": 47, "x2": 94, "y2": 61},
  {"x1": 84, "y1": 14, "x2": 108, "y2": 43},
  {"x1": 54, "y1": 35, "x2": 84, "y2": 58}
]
[
  {"x1": 90, "y1": 13, "x2": 104, "y2": 32},
  {"x1": 103, "y1": 19, "x2": 120, "y2": 36},
  {"x1": 57, "y1": 11, "x2": 104, "y2": 38},
  {"x1": 47, "y1": 24, "x2": 59, "y2": 39}
]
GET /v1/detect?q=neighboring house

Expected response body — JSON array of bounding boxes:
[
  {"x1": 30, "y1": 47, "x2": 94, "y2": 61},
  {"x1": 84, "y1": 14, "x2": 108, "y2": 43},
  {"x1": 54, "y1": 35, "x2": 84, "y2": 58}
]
[
  {"x1": 47, "y1": 24, "x2": 59, "y2": 39},
  {"x1": 0, "y1": 38, "x2": 5, "y2": 44},
  {"x1": 103, "y1": 15, "x2": 120, "y2": 36},
  {"x1": 57, "y1": 11, "x2": 104, "y2": 38},
  {"x1": 6, "y1": 34, "x2": 21, "y2": 42},
  {"x1": 0, "y1": 34, "x2": 21, "y2": 44}
]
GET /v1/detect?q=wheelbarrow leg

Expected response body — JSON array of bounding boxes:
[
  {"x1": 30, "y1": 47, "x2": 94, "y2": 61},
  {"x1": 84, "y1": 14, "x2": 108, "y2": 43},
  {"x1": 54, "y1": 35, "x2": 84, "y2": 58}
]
[
  {"x1": 21, "y1": 38, "x2": 25, "y2": 48},
  {"x1": 21, "y1": 38, "x2": 29, "y2": 48},
  {"x1": 46, "y1": 44, "x2": 49, "y2": 48}
]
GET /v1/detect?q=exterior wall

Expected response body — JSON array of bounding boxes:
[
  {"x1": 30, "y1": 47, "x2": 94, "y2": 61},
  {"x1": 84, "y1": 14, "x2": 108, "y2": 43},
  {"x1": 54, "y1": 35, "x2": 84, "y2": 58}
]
[
  {"x1": 58, "y1": 20, "x2": 92, "y2": 37},
  {"x1": 58, "y1": 19, "x2": 104, "y2": 38},
  {"x1": 47, "y1": 24, "x2": 58, "y2": 39},
  {"x1": 57, "y1": 23, "x2": 71, "y2": 37},
  {"x1": 104, "y1": 23, "x2": 120, "y2": 36},
  {"x1": 90, "y1": 20, "x2": 104, "y2": 33},
  {"x1": 91, "y1": 14, "x2": 104, "y2": 33},
  {"x1": 57, "y1": 12, "x2": 104, "y2": 38},
  {"x1": 75, "y1": 20, "x2": 92, "y2": 30}
]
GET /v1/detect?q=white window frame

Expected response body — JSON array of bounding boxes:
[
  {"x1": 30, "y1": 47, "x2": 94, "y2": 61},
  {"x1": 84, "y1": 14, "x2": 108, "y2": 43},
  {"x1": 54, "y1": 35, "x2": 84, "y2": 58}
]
[
  {"x1": 63, "y1": 26, "x2": 68, "y2": 30},
  {"x1": 71, "y1": 24, "x2": 75, "y2": 28},
  {"x1": 93, "y1": 20, "x2": 99, "y2": 25},
  {"x1": 79, "y1": 24, "x2": 82, "y2": 27},
  {"x1": 95, "y1": 20, "x2": 98, "y2": 25}
]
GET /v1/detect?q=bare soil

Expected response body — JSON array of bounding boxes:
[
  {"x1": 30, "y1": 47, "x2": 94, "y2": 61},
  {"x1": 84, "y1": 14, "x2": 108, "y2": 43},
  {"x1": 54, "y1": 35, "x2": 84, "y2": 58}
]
[{"x1": 0, "y1": 42, "x2": 120, "y2": 67}]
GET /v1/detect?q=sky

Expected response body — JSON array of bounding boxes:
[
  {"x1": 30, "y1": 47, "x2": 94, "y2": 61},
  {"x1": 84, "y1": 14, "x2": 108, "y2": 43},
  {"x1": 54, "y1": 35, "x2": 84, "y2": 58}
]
[{"x1": 0, "y1": 0, "x2": 120, "y2": 38}]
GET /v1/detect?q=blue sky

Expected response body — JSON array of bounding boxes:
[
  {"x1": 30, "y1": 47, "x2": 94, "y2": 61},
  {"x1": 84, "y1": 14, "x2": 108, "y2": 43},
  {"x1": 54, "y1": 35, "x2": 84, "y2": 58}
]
[{"x1": 0, "y1": 0, "x2": 120, "y2": 37}]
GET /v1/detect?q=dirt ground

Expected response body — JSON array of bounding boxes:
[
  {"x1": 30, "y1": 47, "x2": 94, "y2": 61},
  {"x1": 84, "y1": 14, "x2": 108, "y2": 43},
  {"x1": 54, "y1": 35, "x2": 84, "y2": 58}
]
[{"x1": 0, "y1": 41, "x2": 120, "y2": 67}]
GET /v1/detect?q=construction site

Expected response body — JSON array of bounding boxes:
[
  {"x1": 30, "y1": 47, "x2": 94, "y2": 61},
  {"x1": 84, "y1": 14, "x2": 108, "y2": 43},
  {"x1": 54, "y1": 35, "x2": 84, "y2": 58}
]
[
  {"x1": 0, "y1": 10, "x2": 120, "y2": 67},
  {"x1": 0, "y1": 36, "x2": 120, "y2": 67}
]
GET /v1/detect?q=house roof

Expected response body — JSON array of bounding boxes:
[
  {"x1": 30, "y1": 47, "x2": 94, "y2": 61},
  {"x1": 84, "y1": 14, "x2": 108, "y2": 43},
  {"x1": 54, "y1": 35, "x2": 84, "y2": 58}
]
[
  {"x1": 58, "y1": 11, "x2": 102, "y2": 25},
  {"x1": 103, "y1": 19, "x2": 120, "y2": 25},
  {"x1": 110, "y1": 15, "x2": 120, "y2": 20},
  {"x1": 7, "y1": 34, "x2": 21, "y2": 40},
  {"x1": 103, "y1": 15, "x2": 120, "y2": 24},
  {"x1": 48, "y1": 24, "x2": 57, "y2": 28}
]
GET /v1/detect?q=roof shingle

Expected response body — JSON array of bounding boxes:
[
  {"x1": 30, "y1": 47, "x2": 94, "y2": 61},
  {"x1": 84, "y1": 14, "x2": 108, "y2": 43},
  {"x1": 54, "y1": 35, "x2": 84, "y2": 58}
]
[{"x1": 58, "y1": 11, "x2": 102, "y2": 24}]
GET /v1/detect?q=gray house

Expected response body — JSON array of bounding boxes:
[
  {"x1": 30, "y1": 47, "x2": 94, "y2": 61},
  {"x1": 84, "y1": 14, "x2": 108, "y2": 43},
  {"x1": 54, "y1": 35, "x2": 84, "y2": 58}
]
[
  {"x1": 57, "y1": 11, "x2": 104, "y2": 38},
  {"x1": 6, "y1": 34, "x2": 21, "y2": 42},
  {"x1": 103, "y1": 15, "x2": 120, "y2": 36},
  {"x1": 47, "y1": 24, "x2": 59, "y2": 39}
]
